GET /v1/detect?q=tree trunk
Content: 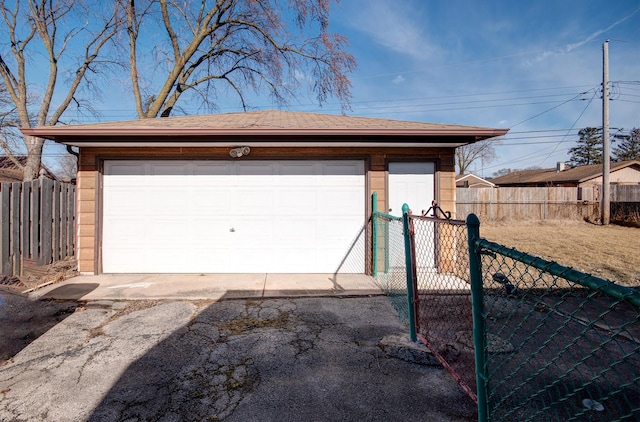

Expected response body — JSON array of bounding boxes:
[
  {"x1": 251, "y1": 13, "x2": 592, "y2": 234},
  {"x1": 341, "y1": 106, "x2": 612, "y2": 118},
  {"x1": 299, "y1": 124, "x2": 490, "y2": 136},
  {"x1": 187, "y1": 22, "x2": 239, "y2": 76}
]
[{"x1": 23, "y1": 136, "x2": 45, "y2": 181}]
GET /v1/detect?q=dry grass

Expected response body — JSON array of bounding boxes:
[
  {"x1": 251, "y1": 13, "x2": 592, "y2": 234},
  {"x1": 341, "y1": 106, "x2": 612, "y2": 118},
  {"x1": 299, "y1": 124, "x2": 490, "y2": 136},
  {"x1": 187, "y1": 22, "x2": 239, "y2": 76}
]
[{"x1": 480, "y1": 220, "x2": 640, "y2": 287}]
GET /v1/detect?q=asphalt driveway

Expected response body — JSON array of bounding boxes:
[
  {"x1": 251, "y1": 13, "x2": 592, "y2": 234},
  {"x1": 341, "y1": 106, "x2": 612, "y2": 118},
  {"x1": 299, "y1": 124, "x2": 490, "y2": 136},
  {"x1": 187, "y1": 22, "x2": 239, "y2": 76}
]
[{"x1": 0, "y1": 294, "x2": 476, "y2": 421}]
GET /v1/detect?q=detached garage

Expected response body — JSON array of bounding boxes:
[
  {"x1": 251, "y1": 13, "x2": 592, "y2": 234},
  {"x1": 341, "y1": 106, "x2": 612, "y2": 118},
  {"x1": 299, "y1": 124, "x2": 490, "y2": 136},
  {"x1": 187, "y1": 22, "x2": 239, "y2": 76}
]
[{"x1": 23, "y1": 110, "x2": 507, "y2": 275}]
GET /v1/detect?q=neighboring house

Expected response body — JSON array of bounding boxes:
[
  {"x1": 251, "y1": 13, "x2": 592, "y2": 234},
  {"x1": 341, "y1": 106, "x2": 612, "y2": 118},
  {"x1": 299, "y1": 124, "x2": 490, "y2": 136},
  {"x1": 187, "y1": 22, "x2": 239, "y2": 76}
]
[
  {"x1": 491, "y1": 161, "x2": 640, "y2": 188},
  {"x1": 23, "y1": 110, "x2": 507, "y2": 275},
  {"x1": 0, "y1": 155, "x2": 59, "y2": 183},
  {"x1": 456, "y1": 173, "x2": 496, "y2": 188}
]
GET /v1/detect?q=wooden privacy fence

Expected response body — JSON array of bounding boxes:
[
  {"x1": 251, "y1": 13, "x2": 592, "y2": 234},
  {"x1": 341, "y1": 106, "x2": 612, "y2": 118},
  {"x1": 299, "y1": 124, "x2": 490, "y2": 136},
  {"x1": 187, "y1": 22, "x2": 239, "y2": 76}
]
[
  {"x1": 0, "y1": 178, "x2": 76, "y2": 276},
  {"x1": 456, "y1": 185, "x2": 640, "y2": 221},
  {"x1": 456, "y1": 187, "x2": 597, "y2": 221},
  {"x1": 609, "y1": 184, "x2": 640, "y2": 202}
]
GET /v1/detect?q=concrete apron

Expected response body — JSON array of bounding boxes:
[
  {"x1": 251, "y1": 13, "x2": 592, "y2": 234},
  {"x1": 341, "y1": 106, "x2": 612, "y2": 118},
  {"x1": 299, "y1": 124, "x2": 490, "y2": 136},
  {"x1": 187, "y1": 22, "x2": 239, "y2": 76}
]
[{"x1": 29, "y1": 273, "x2": 383, "y2": 301}]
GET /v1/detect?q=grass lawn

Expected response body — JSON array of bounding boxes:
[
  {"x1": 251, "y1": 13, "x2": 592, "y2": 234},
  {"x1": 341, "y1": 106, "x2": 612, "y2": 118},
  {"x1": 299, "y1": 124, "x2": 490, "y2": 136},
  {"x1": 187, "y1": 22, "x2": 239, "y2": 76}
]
[{"x1": 479, "y1": 220, "x2": 640, "y2": 287}]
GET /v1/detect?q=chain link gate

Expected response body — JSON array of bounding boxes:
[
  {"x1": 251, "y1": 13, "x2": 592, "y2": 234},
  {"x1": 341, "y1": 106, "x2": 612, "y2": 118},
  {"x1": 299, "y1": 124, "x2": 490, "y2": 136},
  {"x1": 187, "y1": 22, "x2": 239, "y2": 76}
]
[{"x1": 371, "y1": 196, "x2": 477, "y2": 401}]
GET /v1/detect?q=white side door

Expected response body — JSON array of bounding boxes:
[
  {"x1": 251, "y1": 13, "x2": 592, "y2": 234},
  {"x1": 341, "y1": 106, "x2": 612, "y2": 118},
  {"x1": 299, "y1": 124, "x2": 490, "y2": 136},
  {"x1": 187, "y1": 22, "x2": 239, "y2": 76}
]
[
  {"x1": 388, "y1": 162, "x2": 436, "y2": 270},
  {"x1": 388, "y1": 162, "x2": 435, "y2": 217}
]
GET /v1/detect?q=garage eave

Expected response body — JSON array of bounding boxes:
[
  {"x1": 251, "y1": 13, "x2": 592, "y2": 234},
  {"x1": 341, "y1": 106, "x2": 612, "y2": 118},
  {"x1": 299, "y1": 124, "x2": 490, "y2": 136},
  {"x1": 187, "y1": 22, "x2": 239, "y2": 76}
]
[
  {"x1": 43, "y1": 140, "x2": 476, "y2": 148},
  {"x1": 21, "y1": 126, "x2": 508, "y2": 143}
]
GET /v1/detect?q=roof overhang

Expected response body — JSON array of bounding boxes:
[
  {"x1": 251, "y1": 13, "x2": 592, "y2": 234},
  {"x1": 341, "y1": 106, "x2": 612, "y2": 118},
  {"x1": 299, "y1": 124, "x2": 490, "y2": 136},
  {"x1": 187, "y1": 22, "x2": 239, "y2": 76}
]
[
  {"x1": 20, "y1": 110, "x2": 509, "y2": 148},
  {"x1": 20, "y1": 127, "x2": 509, "y2": 148}
]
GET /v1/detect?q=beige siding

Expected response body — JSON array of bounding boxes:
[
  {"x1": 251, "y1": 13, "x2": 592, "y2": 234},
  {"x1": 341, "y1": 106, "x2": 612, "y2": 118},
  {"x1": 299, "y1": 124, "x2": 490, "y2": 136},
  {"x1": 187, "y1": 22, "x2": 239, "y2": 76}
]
[
  {"x1": 76, "y1": 152, "x2": 97, "y2": 273},
  {"x1": 580, "y1": 167, "x2": 640, "y2": 187}
]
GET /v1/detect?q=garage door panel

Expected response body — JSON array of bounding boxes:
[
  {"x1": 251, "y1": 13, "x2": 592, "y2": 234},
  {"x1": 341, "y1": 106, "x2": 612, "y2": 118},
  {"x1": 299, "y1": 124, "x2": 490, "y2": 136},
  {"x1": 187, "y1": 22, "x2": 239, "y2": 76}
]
[
  {"x1": 150, "y1": 162, "x2": 189, "y2": 176},
  {"x1": 319, "y1": 188, "x2": 364, "y2": 215},
  {"x1": 237, "y1": 162, "x2": 275, "y2": 174},
  {"x1": 103, "y1": 218, "x2": 146, "y2": 245},
  {"x1": 275, "y1": 217, "x2": 318, "y2": 241},
  {"x1": 103, "y1": 247, "x2": 144, "y2": 273},
  {"x1": 103, "y1": 189, "x2": 147, "y2": 214},
  {"x1": 189, "y1": 245, "x2": 234, "y2": 271},
  {"x1": 277, "y1": 189, "x2": 318, "y2": 213},
  {"x1": 147, "y1": 218, "x2": 189, "y2": 243},
  {"x1": 322, "y1": 161, "x2": 363, "y2": 175},
  {"x1": 143, "y1": 248, "x2": 190, "y2": 273},
  {"x1": 103, "y1": 160, "x2": 364, "y2": 273},
  {"x1": 318, "y1": 218, "x2": 362, "y2": 239},
  {"x1": 188, "y1": 218, "x2": 231, "y2": 239},
  {"x1": 192, "y1": 162, "x2": 234, "y2": 176},
  {"x1": 236, "y1": 188, "x2": 275, "y2": 212},
  {"x1": 104, "y1": 162, "x2": 147, "y2": 179},
  {"x1": 274, "y1": 247, "x2": 317, "y2": 271},
  {"x1": 279, "y1": 162, "x2": 316, "y2": 176},
  {"x1": 236, "y1": 216, "x2": 274, "y2": 237},
  {"x1": 150, "y1": 189, "x2": 189, "y2": 215},
  {"x1": 190, "y1": 188, "x2": 234, "y2": 214}
]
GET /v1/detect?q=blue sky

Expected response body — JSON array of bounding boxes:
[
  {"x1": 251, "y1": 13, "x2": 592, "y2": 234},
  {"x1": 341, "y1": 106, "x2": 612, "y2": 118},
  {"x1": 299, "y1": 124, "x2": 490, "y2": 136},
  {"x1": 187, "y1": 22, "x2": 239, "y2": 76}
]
[
  {"x1": 41, "y1": 0, "x2": 640, "y2": 176},
  {"x1": 325, "y1": 0, "x2": 640, "y2": 175}
]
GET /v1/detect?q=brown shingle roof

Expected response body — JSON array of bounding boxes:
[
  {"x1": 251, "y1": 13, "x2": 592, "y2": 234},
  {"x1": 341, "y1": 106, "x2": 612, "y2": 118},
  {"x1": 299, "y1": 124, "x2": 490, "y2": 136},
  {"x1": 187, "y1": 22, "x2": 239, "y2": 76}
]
[
  {"x1": 21, "y1": 110, "x2": 508, "y2": 141},
  {"x1": 491, "y1": 161, "x2": 640, "y2": 186}
]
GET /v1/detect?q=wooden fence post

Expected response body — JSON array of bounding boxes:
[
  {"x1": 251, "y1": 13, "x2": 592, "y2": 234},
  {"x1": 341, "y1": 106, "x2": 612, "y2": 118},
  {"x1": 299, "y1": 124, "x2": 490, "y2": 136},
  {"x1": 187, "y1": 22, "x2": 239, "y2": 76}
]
[
  {"x1": 21, "y1": 181, "x2": 31, "y2": 260},
  {"x1": 40, "y1": 178, "x2": 53, "y2": 265},
  {"x1": 1, "y1": 184, "x2": 11, "y2": 275},
  {"x1": 30, "y1": 180, "x2": 41, "y2": 262},
  {"x1": 10, "y1": 182, "x2": 21, "y2": 275},
  {"x1": 67, "y1": 184, "x2": 75, "y2": 255},
  {"x1": 52, "y1": 181, "x2": 61, "y2": 261}
]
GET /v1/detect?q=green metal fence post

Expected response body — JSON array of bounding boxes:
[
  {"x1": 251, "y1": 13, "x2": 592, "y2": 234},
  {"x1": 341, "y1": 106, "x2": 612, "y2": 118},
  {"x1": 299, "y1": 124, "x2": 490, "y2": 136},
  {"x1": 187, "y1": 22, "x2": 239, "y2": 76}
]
[
  {"x1": 402, "y1": 203, "x2": 417, "y2": 342},
  {"x1": 384, "y1": 213, "x2": 390, "y2": 275},
  {"x1": 466, "y1": 213, "x2": 488, "y2": 422},
  {"x1": 372, "y1": 192, "x2": 378, "y2": 277}
]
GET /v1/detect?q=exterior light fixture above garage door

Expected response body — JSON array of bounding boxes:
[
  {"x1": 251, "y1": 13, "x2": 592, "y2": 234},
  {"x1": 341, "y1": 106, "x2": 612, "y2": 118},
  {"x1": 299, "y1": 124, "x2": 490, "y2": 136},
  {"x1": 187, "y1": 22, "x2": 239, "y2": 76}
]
[{"x1": 229, "y1": 146, "x2": 250, "y2": 158}]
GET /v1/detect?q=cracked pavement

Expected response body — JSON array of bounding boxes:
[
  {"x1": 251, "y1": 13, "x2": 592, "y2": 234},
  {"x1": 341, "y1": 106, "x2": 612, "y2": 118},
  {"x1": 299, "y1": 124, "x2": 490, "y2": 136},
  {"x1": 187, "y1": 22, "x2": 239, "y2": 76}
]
[{"x1": 0, "y1": 296, "x2": 477, "y2": 421}]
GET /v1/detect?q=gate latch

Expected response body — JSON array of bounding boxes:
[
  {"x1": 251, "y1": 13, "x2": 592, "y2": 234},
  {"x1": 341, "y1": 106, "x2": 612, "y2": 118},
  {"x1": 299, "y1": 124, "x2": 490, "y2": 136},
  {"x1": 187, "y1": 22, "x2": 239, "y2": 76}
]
[{"x1": 421, "y1": 201, "x2": 452, "y2": 220}]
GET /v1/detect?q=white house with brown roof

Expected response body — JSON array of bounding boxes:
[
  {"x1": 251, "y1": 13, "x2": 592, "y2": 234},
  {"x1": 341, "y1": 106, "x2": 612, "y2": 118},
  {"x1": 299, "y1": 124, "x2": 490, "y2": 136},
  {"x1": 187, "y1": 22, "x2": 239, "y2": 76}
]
[
  {"x1": 23, "y1": 110, "x2": 507, "y2": 275},
  {"x1": 491, "y1": 161, "x2": 640, "y2": 188},
  {"x1": 456, "y1": 173, "x2": 496, "y2": 188}
]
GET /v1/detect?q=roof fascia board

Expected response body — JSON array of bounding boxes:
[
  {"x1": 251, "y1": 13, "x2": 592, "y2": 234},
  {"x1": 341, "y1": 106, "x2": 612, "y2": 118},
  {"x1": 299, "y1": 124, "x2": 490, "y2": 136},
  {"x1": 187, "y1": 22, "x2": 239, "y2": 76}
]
[
  {"x1": 21, "y1": 127, "x2": 509, "y2": 142},
  {"x1": 55, "y1": 141, "x2": 472, "y2": 148}
]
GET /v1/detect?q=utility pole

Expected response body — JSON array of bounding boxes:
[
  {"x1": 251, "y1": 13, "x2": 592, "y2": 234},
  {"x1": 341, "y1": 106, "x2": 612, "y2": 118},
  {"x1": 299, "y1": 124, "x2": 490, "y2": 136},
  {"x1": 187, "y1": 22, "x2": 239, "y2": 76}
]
[{"x1": 602, "y1": 39, "x2": 610, "y2": 225}]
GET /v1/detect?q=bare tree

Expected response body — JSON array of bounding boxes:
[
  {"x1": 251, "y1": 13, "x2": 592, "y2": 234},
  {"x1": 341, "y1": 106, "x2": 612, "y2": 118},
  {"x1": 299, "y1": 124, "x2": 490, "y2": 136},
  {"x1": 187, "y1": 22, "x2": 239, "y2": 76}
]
[
  {"x1": 1, "y1": 1, "x2": 355, "y2": 180},
  {"x1": 124, "y1": 0, "x2": 356, "y2": 118},
  {"x1": 0, "y1": 0, "x2": 123, "y2": 180},
  {"x1": 52, "y1": 152, "x2": 78, "y2": 181},
  {"x1": 0, "y1": 81, "x2": 21, "y2": 165},
  {"x1": 455, "y1": 138, "x2": 501, "y2": 175}
]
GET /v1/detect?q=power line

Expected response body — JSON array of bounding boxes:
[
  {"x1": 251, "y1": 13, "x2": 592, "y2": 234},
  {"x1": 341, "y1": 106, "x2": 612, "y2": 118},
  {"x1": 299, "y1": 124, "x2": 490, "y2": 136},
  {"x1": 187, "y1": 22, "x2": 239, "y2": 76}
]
[{"x1": 50, "y1": 84, "x2": 607, "y2": 120}]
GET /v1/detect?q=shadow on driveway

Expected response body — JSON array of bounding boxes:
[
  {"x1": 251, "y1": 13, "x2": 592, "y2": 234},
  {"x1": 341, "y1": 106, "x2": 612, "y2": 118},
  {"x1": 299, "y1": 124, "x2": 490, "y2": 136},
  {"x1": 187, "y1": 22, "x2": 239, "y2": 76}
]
[
  {"x1": 40, "y1": 283, "x2": 100, "y2": 300},
  {"x1": 87, "y1": 297, "x2": 477, "y2": 421},
  {"x1": 0, "y1": 288, "x2": 83, "y2": 363}
]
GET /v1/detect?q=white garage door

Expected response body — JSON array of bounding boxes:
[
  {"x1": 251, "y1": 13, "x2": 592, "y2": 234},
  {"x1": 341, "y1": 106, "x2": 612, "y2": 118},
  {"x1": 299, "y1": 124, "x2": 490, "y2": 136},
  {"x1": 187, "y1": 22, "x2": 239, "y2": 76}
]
[{"x1": 102, "y1": 160, "x2": 365, "y2": 273}]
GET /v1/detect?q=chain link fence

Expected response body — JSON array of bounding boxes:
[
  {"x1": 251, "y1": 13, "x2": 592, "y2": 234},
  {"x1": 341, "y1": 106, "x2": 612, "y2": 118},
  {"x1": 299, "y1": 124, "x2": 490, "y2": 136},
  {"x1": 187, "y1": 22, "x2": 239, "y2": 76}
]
[
  {"x1": 467, "y1": 214, "x2": 640, "y2": 421},
  {"x1": 371, "y1": 211, "x2": 409, "y2": 323},
  {"x1": 371, "y1": 201, "x2": 477, "y2": 400},
  {"x1": 370, "y1": 202, "x2": 639, "y2": 420}
]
